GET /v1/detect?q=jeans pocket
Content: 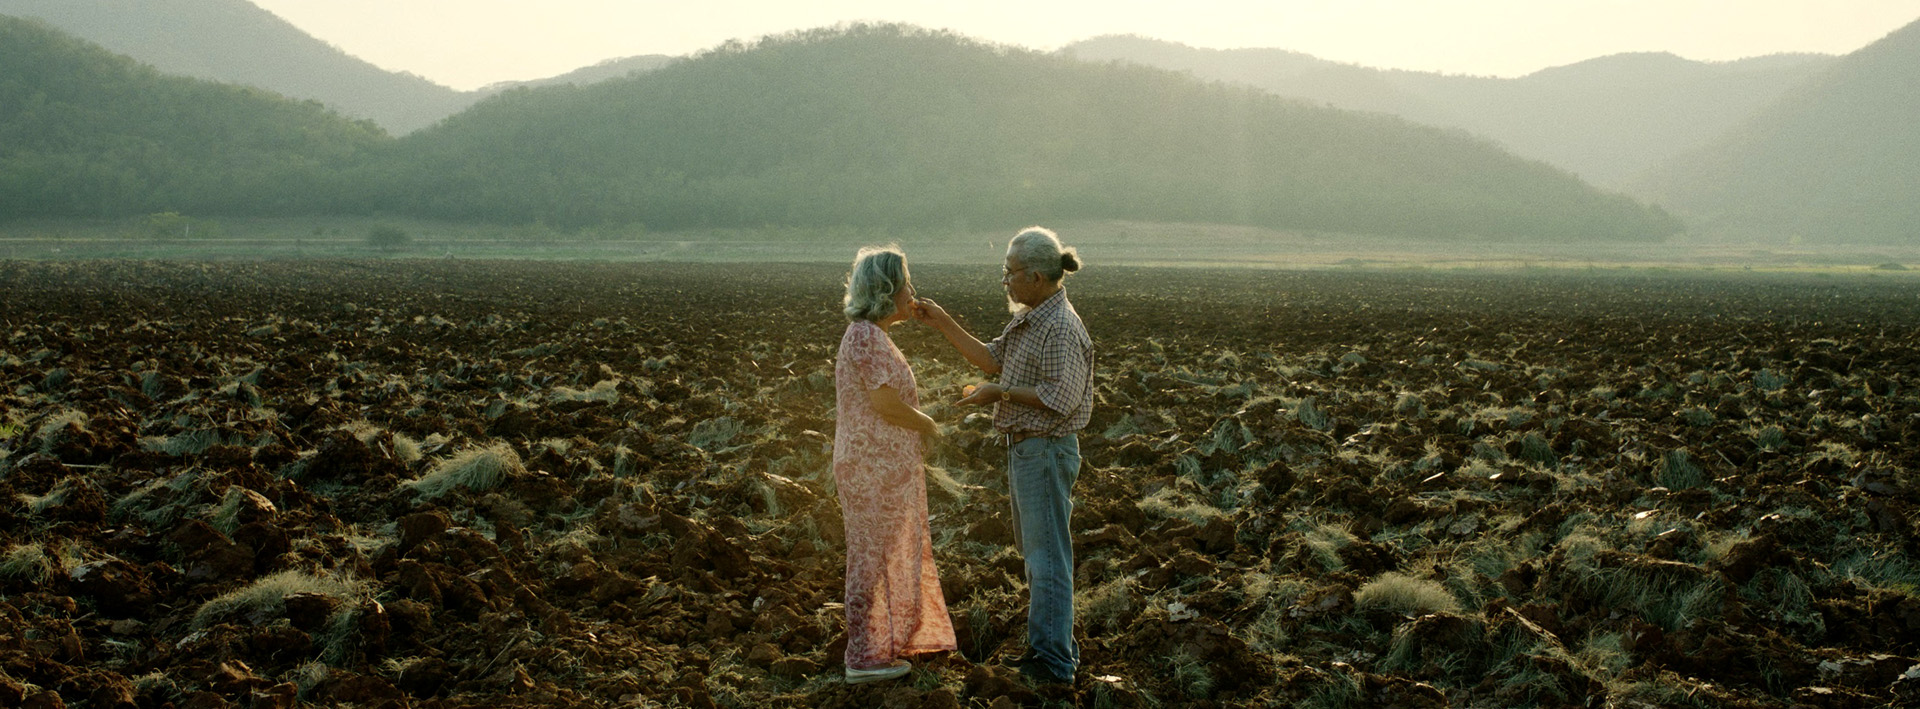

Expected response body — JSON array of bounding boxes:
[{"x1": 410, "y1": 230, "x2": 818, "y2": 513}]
[{"x1": 1011, "y1": 439, "x2": 1045, "y2": 461}]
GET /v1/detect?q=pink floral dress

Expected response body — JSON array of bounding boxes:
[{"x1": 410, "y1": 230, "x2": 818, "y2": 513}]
[{"x1": 832, "y1": 320, "x2": 957, "y2": 668}]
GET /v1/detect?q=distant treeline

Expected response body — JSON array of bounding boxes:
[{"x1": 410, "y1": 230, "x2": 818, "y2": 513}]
[{"x1": 0, "y1": 18, "x2": 1683, "y2": 241}]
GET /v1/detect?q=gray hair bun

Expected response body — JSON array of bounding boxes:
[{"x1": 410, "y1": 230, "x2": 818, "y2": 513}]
[{"x1": 1060, "y1": 249, "x2": 1081, "y2": 273}]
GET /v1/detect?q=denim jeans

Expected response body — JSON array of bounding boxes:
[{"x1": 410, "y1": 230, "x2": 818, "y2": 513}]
[{"x1": 1007, "y1": 433, "x2": 1081, "y2": 680}]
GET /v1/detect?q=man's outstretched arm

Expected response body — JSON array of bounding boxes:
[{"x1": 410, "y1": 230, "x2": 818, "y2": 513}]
[{"x1": 914, "y1": 298, "x2": 1000, "y2": 375}]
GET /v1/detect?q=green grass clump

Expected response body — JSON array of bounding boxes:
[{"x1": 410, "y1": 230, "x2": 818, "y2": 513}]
[
  {"x1": 208, "y1": 486, "x2": 263, "y2": 536},
  {"x1": 1677, "y1": 407, "x2": 1714, "y2": 427},
  {"x1": 1515, "y1": 433, "x2": 1557, "y2": 465},
  {"x1": 191, "y1": 569, "x2": 364, "y2": 629},
  {"x1": 1353, "y1": 572, "x2": 1463, "y2": 616},
  {"x1": 1655, "y1": 450, "x2": 1704, "y2": 489},
  {"x1": 1751, "y1": 424, "x2": 1788, "y2": 451},
  {"x1": 1166, "y1": 648, "x2": 1215, "y2": 699},
  {"x1": 1292, "y1": 398, "x2": 1332, "y2": 432},
  {"x1": 402, "y1": 443, "x2": 523, "y2": 499},
  {"x1": 1394, "y1": 392, "x2": 1427, "y2": 418},
  {"x1": 138, "y1": 429, "x2": 222, "y2": 457},
  {"x1": 687, "y1": 417, "x2": 746, "y2": 451},
  {"x1": 1198, "y1": 418, "x2": 1254, "y2": 456}
]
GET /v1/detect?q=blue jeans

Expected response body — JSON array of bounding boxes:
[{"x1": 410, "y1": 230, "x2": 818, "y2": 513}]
[{"x1": 1007, "y1": 433, "x2": 1081, "y2": 680}]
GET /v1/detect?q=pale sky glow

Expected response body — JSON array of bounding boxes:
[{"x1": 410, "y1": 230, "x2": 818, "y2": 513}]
[{"x1": 250, "y1": 0, "x2": 1920, "y2": 90}]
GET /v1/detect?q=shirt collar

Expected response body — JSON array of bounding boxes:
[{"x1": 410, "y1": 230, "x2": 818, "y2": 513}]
[{"x1": 1010, "y1": 288, "x2": 1067, "y2": 328}]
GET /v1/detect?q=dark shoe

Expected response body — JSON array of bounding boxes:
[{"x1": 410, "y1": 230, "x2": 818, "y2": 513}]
[
  {"x1": 997, "y1": 652, "x2": 1040, "y2": 669},
  {"x1": 1017, "y1": 661, "x2": 1073, "y2": 686}
]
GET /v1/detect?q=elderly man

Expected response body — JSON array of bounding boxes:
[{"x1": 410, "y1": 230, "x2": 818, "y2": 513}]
[{"x1": 914, "y1": 226, "x2": 1094, "y2": 685}]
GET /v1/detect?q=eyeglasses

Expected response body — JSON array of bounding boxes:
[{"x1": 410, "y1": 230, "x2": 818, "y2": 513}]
[{"x1": 1002, "y1": 265, "x2": 1029, "y2": 279}]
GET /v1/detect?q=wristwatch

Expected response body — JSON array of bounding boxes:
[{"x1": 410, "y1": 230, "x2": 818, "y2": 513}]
[{"x1": 999, "y1": 388, "x2": 1012, "y2": 402}]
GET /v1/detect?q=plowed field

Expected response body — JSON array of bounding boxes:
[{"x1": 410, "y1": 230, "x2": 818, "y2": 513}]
[{"x1": 3, "y1": 260, "x2": 1918, "y2": 708}]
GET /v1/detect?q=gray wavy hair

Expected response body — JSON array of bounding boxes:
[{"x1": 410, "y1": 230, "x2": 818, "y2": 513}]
[
  {"x1": 1008, "y1": 226, "x2": 1082, "y2": 282},
  {"x1": 843, "y1": 244, "x2": 909, "y2": 322}
]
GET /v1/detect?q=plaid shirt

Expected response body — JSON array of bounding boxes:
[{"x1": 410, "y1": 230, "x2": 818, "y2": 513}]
[{"x1": 986, "y1": 289, "x2": 1093, "y2": 437}]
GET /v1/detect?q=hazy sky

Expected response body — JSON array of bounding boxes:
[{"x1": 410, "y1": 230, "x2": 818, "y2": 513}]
[{"x1": 252, "y1": 0, "x2": 1920, "y2": 91}]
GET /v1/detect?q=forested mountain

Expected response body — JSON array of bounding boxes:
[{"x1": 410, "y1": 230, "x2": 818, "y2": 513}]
[
  {"x1": 376, "y1": 24, "x2": 1680, "y2": 240},
  {"x1": 0, "y1": 15, "x2": 388, "y2": 218},
  {"x1": 0, "y1": 19, "x2": 1679, "y2": 240},
  {"x1": 1632, "y1": 19, "x2": 1920, "y2": 243},
  {"x1": 1062, "y1": 36, "x2": 1834, "y2": 186},
  {"x1": 0, "y1": 0, "x2": 681, "y2": 135},
  {"x1": 0, "y1": 0, "x2": 472, "y2": 134}
]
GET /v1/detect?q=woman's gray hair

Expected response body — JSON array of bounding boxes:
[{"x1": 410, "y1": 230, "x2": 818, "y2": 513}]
[
  {"x1": 1008, "y1": 226, "x2": 1081, "y2": 282},
  {"x1": 843, "y1": 244, "x2": 909, "y2": 322}
]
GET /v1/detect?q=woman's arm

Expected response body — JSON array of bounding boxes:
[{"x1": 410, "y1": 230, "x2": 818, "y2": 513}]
[{"x1": 869, "y1": 385, "x2": 940, "y2": 436}]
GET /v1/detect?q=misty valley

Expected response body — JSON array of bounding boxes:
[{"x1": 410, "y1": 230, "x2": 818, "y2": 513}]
[{"x1": 4, "y1": 2, "x2": 1920, "y2": 708}]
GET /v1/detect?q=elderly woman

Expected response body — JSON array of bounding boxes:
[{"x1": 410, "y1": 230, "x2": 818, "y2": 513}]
[{"x1": 832, "y1": 245, "x2": 957, "y2": 684}]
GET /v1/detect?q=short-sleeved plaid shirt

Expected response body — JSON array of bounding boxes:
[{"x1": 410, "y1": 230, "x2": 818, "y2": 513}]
[{"x1": 986, "y1": 289, "x2": 1093, "y2": 437}]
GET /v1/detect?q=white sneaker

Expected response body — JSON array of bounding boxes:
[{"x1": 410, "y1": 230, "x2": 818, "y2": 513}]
[{"x1": 844, "y1": 660, "x2": 911, "y2": 684}]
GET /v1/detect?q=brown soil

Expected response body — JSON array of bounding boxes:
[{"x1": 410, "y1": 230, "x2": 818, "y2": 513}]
[{"x1": 2, "y1": 260, "x2": 1918, "y2": 707}]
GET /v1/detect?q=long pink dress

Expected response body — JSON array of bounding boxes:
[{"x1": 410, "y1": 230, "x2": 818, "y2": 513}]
[{"x1": 832, "y1": 319, "x2": 958, "y2": 668}]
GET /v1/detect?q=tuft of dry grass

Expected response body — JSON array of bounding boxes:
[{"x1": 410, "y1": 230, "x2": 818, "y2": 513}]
[
  {"x1": 32, "y1": 410, "x2": 90, "y2": 455},
  {"x1": 402, "y1": 443, "x2": 523, "y2": 499},
  {"x1": 392, "y1": 433, "x2": 423, "y2": 465},
  {"x1": 1353, "y1": 572, "x2": 1462, "y2": 616},
  {"x1": 192, "y1": 569, "x2": 365, "y2": 629},
  {"x1": 550, "y1": 379, "x2": 621, "y2": 404},
  {"x1": 1301, "y1": 520, "x2": 1358, "y2": 571},
  {"x1": 138, "y1": 429, "x2": 222, "y2": 457},
  {"x1": 0, "y1": 542, "x2": 55, "y2": 583},
  {"x1": 1138, "y1": 487, "x2": 1228, "y2": 526},
  {"x1": 1077, "y1": 576, "x2": 1140, "y2": 634}
]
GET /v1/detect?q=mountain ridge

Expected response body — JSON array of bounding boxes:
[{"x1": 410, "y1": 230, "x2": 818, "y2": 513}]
[
  {"x1": 1060, "y1": 35, "x2": 1837, "y2": 186},
  {"x1": 372, "y1": 24, "x2": 1680, "y2": 241},
  {"x1": 0, "y1": 16, "x2": 1683, "y2": 241},
  {"x1": 1631, "y1": 18, "x2": 1920, "y2": 243},
  {"x1": 0, "y1": 0, "x2": 678, "y2": 135},
  {"x1": 0, "y1": 0, "x2": 474, "y2": 134},
  {"x1": 0, "y1": 15, "x2": 388, "y2": 218}
]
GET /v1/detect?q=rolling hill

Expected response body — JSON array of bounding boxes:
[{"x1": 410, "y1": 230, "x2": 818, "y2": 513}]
[
  {"x1": 0, "y1": 0, "x2": 472, "y2": 134},
  {"x1": 0, "y1": 0, "x2": 679, "y2": 135},
  {"x1": 1061, "y1": 36, "x2": 1834, "y2": 186},
  {"x1": 0, "y1": 15, "x2": 388, "y2": 218},
  {"x1": 373, "y1": 24, "x2": 1681, "y2": 241},
  {"x1": 1631, "y1": 18, "x2": 1920, "y2": 243},
  {"x1": 0, "y1": 19, "x2": 1681, "y2": 241}
]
